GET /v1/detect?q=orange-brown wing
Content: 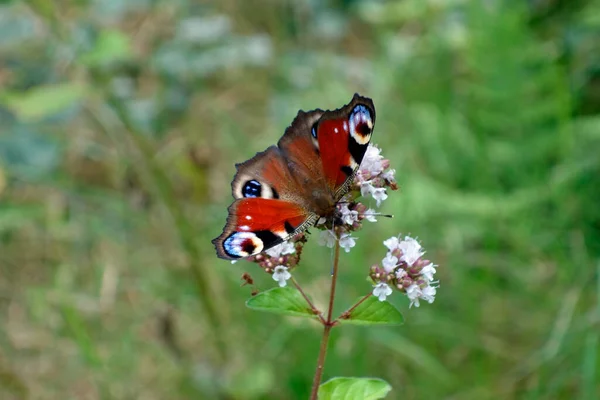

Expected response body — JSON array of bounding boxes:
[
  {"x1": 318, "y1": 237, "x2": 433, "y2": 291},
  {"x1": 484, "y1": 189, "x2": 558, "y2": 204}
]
[
  {"x1": 279, "y1": 94, "x2": 375, "y2": 198},
  {"x1": 231, "y1": 146, "x2": 302, "y2": 202}
]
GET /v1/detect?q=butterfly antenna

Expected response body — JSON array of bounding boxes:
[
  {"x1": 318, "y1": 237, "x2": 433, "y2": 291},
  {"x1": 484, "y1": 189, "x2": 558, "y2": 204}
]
[{"x1": 359, "y1": 212, "x2": 394, "y2": 219}]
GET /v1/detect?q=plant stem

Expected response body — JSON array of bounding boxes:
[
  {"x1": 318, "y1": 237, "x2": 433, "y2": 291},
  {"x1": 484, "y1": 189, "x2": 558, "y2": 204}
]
[
  {"x1": 310, "y1": 237, "x2": 341, "y2": 399},
  {"x1": 326, "y1": 237, "x2": 341, "y2": 324},
  {"x1": 310, "y1": 324, "x2": 332, "y2": 399}
]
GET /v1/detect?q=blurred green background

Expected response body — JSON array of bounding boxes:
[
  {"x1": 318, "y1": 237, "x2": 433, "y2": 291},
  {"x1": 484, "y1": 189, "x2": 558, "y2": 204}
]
[{"x1": 1, "y1": 0, "x2": 599, "y2": 399}]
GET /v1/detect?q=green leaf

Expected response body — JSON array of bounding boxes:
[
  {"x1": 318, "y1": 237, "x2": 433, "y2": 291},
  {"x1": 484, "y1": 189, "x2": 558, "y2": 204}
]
[
  {"x1": 339, "y1": 296, "x2": 404, "y2": 325},
  {"x1": 246, "y1": 287, "x2": 317, "y2": 318},
  {"x1": 1, "y1": 83, "x2": 86, "y2": 120},
  {"x1": 319, "y1": 377, "x2": 392, "y2": 400}
]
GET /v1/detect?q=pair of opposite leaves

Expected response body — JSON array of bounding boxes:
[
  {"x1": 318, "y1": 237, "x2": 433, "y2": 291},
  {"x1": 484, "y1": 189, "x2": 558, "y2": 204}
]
[{"x1": 213, "y1": 94, "x2": 376, "y2": 260}]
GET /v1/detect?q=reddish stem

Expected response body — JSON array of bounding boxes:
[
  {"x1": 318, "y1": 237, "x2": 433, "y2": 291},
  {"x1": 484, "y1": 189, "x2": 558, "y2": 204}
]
[
  {"x1": 336, "y1": 293, "x2": 373, "y2": 322},
  {"x1": 309, "y1": 236, "x2": 341, "y2": 400}
]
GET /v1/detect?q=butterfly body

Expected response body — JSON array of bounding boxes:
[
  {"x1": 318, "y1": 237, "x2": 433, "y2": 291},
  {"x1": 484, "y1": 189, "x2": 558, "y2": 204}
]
[{"x1": 213, "y1": 94, "x2": 375, "y2": 260}]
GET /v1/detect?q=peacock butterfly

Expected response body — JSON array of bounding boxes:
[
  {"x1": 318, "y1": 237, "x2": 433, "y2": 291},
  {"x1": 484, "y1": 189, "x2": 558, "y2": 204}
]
[{"x1": 213, "y1": 94, "x2": 375, "y2": 260}]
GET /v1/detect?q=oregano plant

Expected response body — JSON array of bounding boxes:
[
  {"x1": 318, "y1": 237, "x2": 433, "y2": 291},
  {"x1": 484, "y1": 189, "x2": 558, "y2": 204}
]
[{"x1": 238, "y1": 145, "x2": 439, "y2": 399}]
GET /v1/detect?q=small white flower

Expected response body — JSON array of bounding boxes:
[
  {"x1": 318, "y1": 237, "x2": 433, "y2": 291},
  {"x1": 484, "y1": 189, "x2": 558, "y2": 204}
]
[
  {"x1": 383, "y1": 236, "x2": 399, "y2": 251},
  {"x1": 398, "y1": 236, "x2": 424, "y2": 266},
  {"x1": 364, "y1": 208, "x2": 378, "y2": 222},
  {"x1": 371, "y1": 187, "x2": 388, "y2": 207},
  {"x1": 317, "y1": 217, "x2": 327, "y2": 225},
  {"x1": 373, "y1": 282, "x2": 393, "y2": 302},
  {"x1": 382, "y1": 253, "x2": 399, "y2": 273},
  {"x1": 364, "y1": 144, "x2": 382, "y2": 160},
  {"x1": 265, "y1": 241, "x2": 295, "y2": 258},
  {"x1": 339, "y1": 233, "x2": 357, "y2": 252},
  {"x1": 420, "y1": 263, "x2": 437, "y2": 282},
  {"x1": 406, "y1": 284, "x2": 422, "y2": 308},
  {"x1": 360, "y1": 180, "x2": 375, "y2": 197},
  {"x1": 272, "y1": 265, "x2": 291, "y2": 287},
  {"x1": 421, "y1": 285, "x2": 436, "y2": 304},
  {"x1": 361, "y1": 145, "x2": 384, "y2": 176},
  {"x1": 395, "y1": 268, "x2": 407, "y2": 280},
  {"x1": 339, "y1": 204, "x2": 359, "y2": 225},
  {"x1": 381, "y1": 168, "x2": 396, "y2": 181},
  {"x1": 318, "y1": 230, "x2": 337, "y2": 248}
]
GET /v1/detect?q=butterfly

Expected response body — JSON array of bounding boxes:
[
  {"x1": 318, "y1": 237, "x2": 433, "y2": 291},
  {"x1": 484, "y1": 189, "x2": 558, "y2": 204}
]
[{"x1": 212, "y1": 94, "x2": 375, "y2": 260}]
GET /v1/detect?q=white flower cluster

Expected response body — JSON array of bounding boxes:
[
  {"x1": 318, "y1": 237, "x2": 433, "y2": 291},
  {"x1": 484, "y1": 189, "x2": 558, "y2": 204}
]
[
  {"x1": 315, "y1": 144, "x2": 396, "y2": 253},
  {"x1": 354, "y1": 145, "x2": 395, "y2": 207},
  {"x1": 266, "y1": 242, "x2": 296, "y2": 287},
  {"x1": 371, "y1": 235, "x2": 438, "y2": 307},
  {"x1": 318, "y1": 230, "x2": 357, "y2": 252},
  {"x1": 265, "y1": 241, "x2": 295, "y2": 258}
]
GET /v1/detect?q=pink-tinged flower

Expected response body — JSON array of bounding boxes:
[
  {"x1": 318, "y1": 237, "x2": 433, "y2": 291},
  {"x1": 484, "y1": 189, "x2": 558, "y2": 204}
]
[
  {"x1": 360, "y1": 180, "x2": 375, "y2": 197},
  {"x1": 383, "y1": 236, "x2": 399, "y2": 251},
  {"x1": 339, "y1": 204, "x2": 359, "y2": 226},
  {"x1": 420, "y1": 285, "x2": 437, "y2": 304},
  {"x1": 339, "y1": 233, "x2": 357, "y2": 252},
  {"x1": 395, "y1": 268, "x2": 407, "y2": 280},
  {"x1": 406, "y1": 284, "x2": 422, "y2": 307},
  {"x1": 371, "y1": 188, "x2": 388, "y2": 207},
  {"x1": 381, "y1": 168, "x2": 396, "y2": 181},
  {"x1": 360, "y1": 145, "x2": 385, "y2": 177},
  {"x1": 420, "y1": 263, "x2": 437, "y2": 282},
  {"x1": 364, "y1": 208, "x2": 378, "y2": 222},
  {"x1": 382, "y1": 253, "x2": 399, "y2": 273},
  {"x1": 317, "y1": 230, "x2": 356, "y2": 252},
  {"x1": 245, "y1": 233, "x2": 307, "y2": 279},
  {"x1": 373, "y1": 282, "x2": 393, "y2": 301},
  {"x1": 272, "y1": 265, "x2": 291, "y2": 287},
  {"x1": 265, "y1": 241, "x2": 296, "y2": 258},
  {"x1": 398, "y1": 236, "x2": 424, "y2": 266},
  {"x1": 318, "y1": 230, "x2": 337, "y2": 248},
  {"x1": 351, "y1": 144, "x2": 396, "y2": 208}
]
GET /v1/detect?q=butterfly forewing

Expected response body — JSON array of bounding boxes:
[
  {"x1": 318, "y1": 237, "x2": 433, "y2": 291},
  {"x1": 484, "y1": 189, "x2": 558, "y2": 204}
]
[
  {"x1": 213, "y1": 198, "x2": 314, "y2": 259},
  {"x1": 314, "y1": 94, "x2": 376, "y2": 197},
  {"x1": 231, "y1": 146, "x2": 298, "y2": 201}
]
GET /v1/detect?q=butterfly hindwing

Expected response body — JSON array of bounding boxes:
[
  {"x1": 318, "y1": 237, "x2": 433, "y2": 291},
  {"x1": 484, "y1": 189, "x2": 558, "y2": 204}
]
[{"x1": 212, "y1": 198, "x2": 315, "y2": 259}]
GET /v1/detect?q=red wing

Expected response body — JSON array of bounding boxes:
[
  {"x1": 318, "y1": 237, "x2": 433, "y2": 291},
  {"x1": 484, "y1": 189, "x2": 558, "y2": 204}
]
[
  {"x1": 278, "y1": 94, "x2": 375, "y2": 197},
  {"x1": 212, "y1": 198, "x2": 316, "y2": 260},
  {"x1": 315, "y1": 94, "x2": 376, "y2": 192}
]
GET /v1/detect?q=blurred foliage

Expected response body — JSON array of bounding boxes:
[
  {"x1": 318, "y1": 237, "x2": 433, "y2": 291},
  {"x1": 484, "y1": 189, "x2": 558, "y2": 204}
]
[{"x1": 0, "y1": 0, "x2": 599, "y2": 399}]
